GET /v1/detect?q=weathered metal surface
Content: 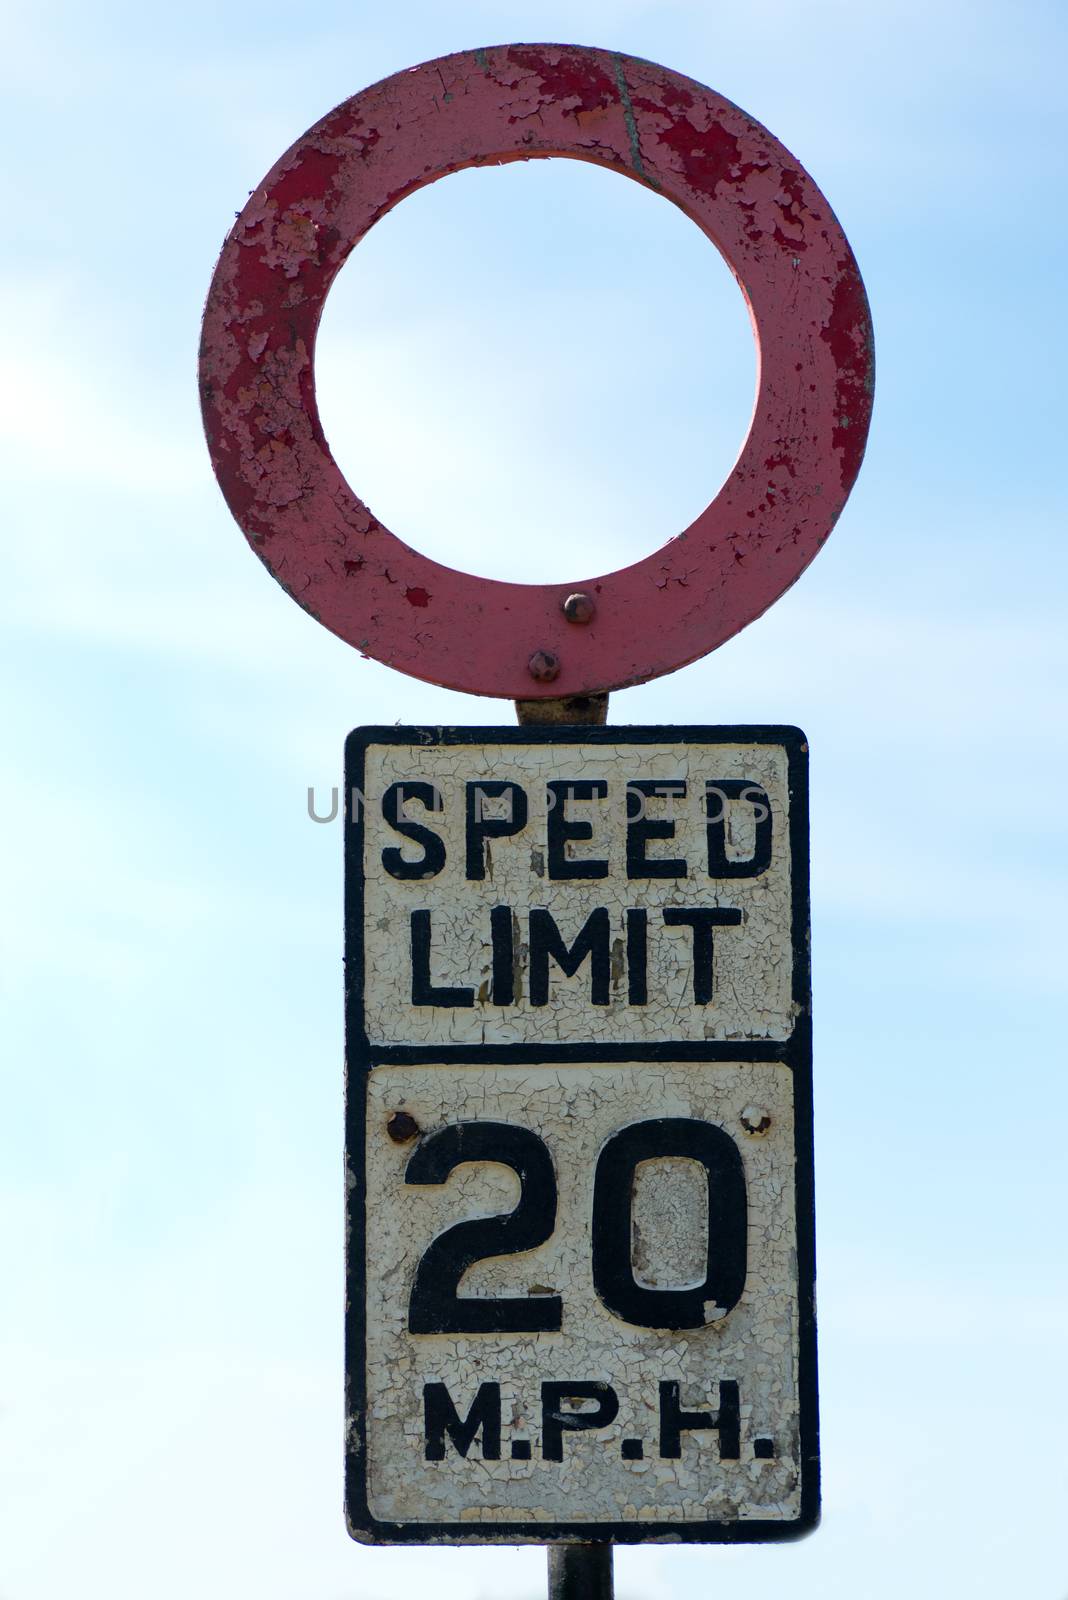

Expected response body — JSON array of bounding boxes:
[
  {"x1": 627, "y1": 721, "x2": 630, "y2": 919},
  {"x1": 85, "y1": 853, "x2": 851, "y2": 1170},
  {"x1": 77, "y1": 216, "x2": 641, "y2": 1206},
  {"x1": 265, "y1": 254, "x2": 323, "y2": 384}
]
[
  {"x1": 516, "y1": 693, "x2": 609, "y2": 726},
  {"x1": 344, "y1": 725, "x2": 816, "y2": 1543},
  {"x1": 200, "y1": 45, "x2": 873, "y2": 700},
  {"x1": 548, "y1": 1544, "x2": 613, "y2": 1599},
  {"x1": 359, "y1": 737, "x2": 795, "y2": 1048}
]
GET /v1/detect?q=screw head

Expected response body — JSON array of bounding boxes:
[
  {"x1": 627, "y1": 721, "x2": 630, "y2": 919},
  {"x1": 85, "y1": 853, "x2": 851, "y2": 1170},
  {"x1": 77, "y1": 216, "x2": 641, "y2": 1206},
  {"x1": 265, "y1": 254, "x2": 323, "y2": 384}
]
[
  {"x1": 562, "y1": 591, "x2": 595, "y2": 624},
  {"x1": 740, "y1": 1105, "x2": 772, "y2": 1137},
  {"x1": 386, "y1": 1110, "x2": 420, "y2": 1143},
  {"x1": 527, "y1": 649, "x2": 560, "y2": 683}
]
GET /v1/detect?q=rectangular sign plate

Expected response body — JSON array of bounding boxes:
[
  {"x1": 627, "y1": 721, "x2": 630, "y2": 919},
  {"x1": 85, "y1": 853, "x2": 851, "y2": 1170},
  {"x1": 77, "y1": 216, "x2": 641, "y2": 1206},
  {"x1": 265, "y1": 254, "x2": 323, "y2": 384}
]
[{"x1": 345, "y1": 726, "x2": 817, "y2": 1544}]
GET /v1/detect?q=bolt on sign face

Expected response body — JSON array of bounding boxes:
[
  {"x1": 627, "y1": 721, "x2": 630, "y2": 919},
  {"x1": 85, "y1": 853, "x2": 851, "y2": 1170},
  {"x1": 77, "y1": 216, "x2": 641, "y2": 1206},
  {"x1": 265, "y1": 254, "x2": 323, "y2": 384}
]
[{"x1": 345, "y1": 726, "x2": 817, "y2": 1544}]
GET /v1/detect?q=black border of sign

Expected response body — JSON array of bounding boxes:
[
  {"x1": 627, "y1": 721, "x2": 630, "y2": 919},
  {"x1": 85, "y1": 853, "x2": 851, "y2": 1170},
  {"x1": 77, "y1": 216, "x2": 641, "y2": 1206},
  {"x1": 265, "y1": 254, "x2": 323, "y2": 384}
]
[{"x1": 343, "y1": 725, "x2": 818, "y2": 1545}]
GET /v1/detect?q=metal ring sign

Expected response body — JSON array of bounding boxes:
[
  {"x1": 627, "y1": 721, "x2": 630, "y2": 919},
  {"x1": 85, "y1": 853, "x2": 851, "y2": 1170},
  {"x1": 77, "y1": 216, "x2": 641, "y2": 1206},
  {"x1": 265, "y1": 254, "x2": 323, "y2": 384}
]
[{"x1": 200, "y1": 44, "x2": 873, "y2": 699}]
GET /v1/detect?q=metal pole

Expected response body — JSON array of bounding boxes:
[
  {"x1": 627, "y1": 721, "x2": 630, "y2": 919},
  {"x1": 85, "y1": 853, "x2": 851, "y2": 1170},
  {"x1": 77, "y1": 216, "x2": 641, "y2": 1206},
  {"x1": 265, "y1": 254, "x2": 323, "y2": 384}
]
[
  {"x1": 547, "y1": 1543, "x2": 614, "y2": 1600},
  {"x1": 527, "y1": 687, "x2": 614, "y2": 1597}
]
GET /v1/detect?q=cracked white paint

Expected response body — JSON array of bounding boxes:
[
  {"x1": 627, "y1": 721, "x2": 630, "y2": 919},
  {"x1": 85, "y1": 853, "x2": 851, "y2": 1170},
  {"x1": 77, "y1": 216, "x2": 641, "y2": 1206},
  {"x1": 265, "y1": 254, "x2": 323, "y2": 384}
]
[
  {"x1": 350, "y1": 732, "x2": 810, "y2": 1539},
  {"x1": 361, "y1": 1062, "x2": 800, "y2": 1526},
  {"x1": 361, "y1": 740, "x2": 794, "y2": 1045},
  {"x1": 631, "y1": 1158, "x2": 708, "y2": 1288}
]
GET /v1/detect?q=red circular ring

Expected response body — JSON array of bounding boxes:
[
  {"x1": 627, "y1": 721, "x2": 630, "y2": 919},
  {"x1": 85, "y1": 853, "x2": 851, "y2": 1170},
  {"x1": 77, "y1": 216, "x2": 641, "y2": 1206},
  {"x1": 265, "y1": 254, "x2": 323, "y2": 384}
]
[{"x1": 199, "y1": 44, "x2": 873, "y2": 699}]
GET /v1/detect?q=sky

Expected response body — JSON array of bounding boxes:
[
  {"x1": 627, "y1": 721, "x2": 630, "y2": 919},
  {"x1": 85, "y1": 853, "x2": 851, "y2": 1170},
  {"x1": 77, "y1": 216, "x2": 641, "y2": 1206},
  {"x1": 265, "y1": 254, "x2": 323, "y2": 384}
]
[{"x1": 2, "y1": 0, "x2": 1067, "y2": 1596}]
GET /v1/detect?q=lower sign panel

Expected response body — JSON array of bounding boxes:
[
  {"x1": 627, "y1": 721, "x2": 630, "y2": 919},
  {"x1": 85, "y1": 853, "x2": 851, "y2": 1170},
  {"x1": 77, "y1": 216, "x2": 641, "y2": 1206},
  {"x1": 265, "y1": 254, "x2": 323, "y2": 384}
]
[{"x1": 351, "y1": 1061, "x2": 813, "y2": 1539}]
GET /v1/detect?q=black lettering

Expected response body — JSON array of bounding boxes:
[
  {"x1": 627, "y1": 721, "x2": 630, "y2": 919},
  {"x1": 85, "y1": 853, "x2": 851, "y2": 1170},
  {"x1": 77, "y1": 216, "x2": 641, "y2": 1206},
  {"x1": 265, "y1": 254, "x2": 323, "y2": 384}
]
[
  {"x1": 541, "y1": 1382, "x2": 619, "y2": 1462},
  {"x1": 423, "y1": 1381, "x2": 501, "y2": 1460},
  {"x1": 529, "y1": 907, "x2": 610, "y2": 1006},
  {"x1": 592, "y1": 1118, "x2": 747, "y2": 1328},
  {"x1": 626, "y1": 907, "x2": 648, "y2": 1005},
  {"x1": 381, "y1": 782, "x2": 445, "y2": 879},
  {"x1": 662, "y1": 907, "x2": 742, "y2": 1004},
  {"x1": 705, "y1": 781, "x2": 772, "y2": 878},
  {"x1": 626, "y1": 781, "x2": 687, "y2": 878},
  {"x1": 410, "y1": 909, "x2": 474, "y2": 1007},
  {"x1": 407, "y1": 1123, "x2": 561, "y2": 1334},
  {"x1": 490, "y1": 904, "x2": 515, "y2": 1006},
  {"x1": 466, "y1": 782, "x2": 528, "y2": 879},
  {"x1": 658, "y1": 1380, "x2": 740, "y2": 1460},
  {"x1": 546, "y1": 780, "x2": 609, "y2": 879}
]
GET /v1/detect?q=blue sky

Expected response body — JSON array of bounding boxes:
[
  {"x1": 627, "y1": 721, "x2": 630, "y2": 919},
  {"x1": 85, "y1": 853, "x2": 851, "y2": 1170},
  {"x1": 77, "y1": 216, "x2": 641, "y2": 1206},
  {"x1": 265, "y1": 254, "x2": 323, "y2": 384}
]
[{"x1": 2, "y1": 1, "x2": 1067, "y2": 1596}]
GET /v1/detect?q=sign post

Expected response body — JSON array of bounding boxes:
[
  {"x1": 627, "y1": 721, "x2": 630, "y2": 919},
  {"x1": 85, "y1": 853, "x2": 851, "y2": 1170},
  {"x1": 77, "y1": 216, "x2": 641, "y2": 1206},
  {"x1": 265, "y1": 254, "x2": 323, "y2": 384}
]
[{"x1": 200, "y1": 40, "x2": 872, "y2": 1594}]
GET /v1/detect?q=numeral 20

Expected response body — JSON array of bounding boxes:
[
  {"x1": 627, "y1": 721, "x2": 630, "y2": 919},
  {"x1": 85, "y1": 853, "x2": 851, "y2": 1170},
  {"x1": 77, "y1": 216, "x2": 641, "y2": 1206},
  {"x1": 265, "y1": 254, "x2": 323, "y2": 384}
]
[{"x1": 405, "y1": 1117, "x2": 747, "y2": 1334}]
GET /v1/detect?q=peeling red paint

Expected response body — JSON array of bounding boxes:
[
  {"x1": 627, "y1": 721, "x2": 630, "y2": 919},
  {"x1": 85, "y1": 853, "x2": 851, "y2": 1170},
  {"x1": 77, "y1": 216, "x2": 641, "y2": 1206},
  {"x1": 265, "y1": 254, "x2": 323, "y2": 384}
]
[
  {"x1": 652, "y1": 116, "x2": 744, "y2": 197},
  {"x1": 505, "y1": 45, "x2": 617, "y2": 116},
  {"x1": 656, "y1": 79, "x2": 696, "y2": 112},
  {"x1": 820, "y1": 265, "x2": 876, "y2": 488},
  {"x1": 199, "y1": 43, "x2": 873, "y2": 700},
  {"x1": 772, "y1": 225, "x2": 806, "y2": 253}
]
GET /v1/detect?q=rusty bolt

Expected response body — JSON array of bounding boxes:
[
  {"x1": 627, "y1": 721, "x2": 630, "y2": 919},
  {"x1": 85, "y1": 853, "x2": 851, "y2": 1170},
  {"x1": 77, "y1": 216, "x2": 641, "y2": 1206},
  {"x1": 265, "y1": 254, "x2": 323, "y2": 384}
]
[
  {"x1": 527, "y1": 650, "x2": 560, "y2": 683},
  {"x1": 386, "y1": 1110, "x2": 420, "y2": 1143},
  {"x1": 740, "y1": 1106, "x2": 772, "y2": 1137},
  {"x1": 562, "y1": 591, "x2": 595, "y2": 624}
]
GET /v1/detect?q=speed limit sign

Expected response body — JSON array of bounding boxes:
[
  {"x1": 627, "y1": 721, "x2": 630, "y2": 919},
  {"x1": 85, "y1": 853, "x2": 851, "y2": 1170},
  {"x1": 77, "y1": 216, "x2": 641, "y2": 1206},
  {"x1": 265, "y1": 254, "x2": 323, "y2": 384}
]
[
  {"x1": 345, "y1": 726, "x2": 816, "y2": 1543},
  {"x1": 201, "y1": 37, "x2": 872, "y2": 1565}
]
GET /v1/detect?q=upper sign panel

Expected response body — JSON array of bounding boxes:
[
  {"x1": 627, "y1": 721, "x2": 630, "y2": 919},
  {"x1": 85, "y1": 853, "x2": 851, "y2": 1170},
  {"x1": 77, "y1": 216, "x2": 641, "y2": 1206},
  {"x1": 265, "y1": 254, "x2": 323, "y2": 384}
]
[
  {"x1": 201, "y1": 45, "x2": 872, "y2": 700},
  {"x1": 349, "y1": 728, "x2": 807, "y2": 1049}
]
